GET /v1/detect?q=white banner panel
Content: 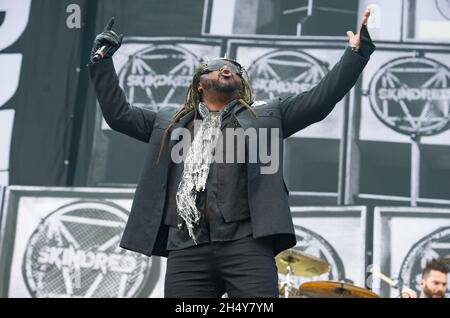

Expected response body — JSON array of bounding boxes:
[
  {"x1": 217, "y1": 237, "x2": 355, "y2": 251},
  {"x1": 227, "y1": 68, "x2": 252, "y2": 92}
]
[
  {"x1": 372, "y1": 206, "x2": 450, "y2": 298},
  {"x1": 360, "y1": 44, "x2": 450, "y2": 146},
  {"x1": 0, "y1": 186, "x2": 165, "y2": 298},
  {"x1": 229, "y1": 40, "x2": 347, "y2": 140},
  {"x1": 288, "y1": 206, "x2": 368, "y2": 290}
]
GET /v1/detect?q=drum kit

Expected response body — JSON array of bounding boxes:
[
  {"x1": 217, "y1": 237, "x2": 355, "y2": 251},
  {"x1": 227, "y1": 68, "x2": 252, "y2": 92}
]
[{"x1": 276, "y1": 248, "x2": 380, "y2": 298}]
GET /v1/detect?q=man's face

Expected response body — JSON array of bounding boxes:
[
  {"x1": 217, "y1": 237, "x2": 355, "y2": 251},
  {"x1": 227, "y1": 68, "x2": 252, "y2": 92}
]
[
  {"x1": 421, "y1": 270, "x2": 448, "y2": 298},
  {"x1": 198, "y1": 60, "x2": 243, "y2": 94}
]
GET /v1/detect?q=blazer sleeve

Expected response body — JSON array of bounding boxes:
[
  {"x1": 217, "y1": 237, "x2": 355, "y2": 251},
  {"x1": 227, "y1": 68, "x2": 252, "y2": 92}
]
[
  {"x1": 280, "y1": 25, "x2": 376, "y2": 138},
  {"x1": 88, "y1": 58, "x2": 156, "y2": 143}
]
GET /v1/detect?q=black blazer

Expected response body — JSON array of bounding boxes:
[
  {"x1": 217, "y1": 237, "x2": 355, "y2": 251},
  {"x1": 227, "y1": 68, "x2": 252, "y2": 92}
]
[{"x1": 88, "y1": 44, "x2": 374, "y2": 257}]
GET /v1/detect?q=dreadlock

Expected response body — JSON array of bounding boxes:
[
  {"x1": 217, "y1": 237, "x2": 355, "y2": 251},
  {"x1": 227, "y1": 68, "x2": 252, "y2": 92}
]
[{"x1": 157, "y1": 63, "x2": 256, "y2": 163}]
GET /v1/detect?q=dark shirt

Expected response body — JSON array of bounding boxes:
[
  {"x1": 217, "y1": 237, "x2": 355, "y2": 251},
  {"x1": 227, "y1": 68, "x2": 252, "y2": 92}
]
[{"x1": 164, "y1": 100, "x2": 253, "y2": 250}]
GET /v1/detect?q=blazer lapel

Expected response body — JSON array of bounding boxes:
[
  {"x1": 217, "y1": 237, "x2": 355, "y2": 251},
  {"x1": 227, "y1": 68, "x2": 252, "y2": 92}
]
[
  {"x1": 167, "y1": 110, "x2": 195, "y2": 150},
  {"x1": 234, "y1": 104, "x2": 258, "y2": 130}
]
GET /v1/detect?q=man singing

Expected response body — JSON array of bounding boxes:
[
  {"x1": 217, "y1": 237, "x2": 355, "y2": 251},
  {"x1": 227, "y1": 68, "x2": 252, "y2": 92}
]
[{"x1": 88, "y1": 9, "x2": 375, "y2": 297}]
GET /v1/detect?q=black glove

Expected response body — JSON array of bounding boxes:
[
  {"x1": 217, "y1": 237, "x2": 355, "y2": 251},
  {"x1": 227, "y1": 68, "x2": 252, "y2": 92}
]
[
  {"x1": 90, "y1": 17, "x2": 124, "y2": 63},
  {"x1": 357, "y1": 24, "x2": 376, "y2": 59}
]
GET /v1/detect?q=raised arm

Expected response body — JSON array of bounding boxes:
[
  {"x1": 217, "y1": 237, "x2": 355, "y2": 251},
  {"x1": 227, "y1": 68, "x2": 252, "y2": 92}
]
[
  {"x1": 280, "y1": 9, "x2": 376, "y2": 138},
  {"x1": 87, "y1": 18, "x2": 156, "y2": 143}
]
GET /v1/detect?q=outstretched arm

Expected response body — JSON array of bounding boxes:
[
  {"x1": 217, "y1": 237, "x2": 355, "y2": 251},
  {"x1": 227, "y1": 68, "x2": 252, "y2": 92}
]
[
  {"x1": 280, "y1": 9, "x2": 375, "y2": 138},
  {"x1": 88, "y1": 59, "x2": 156, "y2": 143}
]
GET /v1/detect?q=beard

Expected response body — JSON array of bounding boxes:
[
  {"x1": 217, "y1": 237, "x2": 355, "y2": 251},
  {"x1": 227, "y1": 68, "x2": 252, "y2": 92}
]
[
  {"x1": 201, "y1": 76, "x2": 243, "y2": 93},
  {"x1": 423, "y1": 285, "x2": 445, "y2": 298}
]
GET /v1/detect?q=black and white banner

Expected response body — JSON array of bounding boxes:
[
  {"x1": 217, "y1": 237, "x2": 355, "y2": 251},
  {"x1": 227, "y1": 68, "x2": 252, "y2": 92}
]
[
  {"x1": 105, "y1": 37, "x2": 222, "y2": 124},
  {"x1": 0, "y1": 186, "x2": 164, "y2": 298},
  {"x1": 289, "y1": 206, "x2": 368, "y2": 287},
  {"x1": 372, "y1": 207, "x2": 450, "y2": 298},
  {"x1": 230, "y1": 40, "x2": 345, "y2": 140},
  {"x1": 360, "y1": 46, "x2": 450, "y2": 145}
]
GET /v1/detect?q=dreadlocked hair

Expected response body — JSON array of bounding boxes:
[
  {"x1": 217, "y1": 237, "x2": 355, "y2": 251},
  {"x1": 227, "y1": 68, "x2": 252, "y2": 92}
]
[{"x1": 156, "y1": 65, "x2": 256, "y2": 163}]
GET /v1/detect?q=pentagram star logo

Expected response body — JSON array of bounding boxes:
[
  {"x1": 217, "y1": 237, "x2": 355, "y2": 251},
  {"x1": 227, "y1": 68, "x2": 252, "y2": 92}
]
[
  {"x1": 368, "y1": 56, "x2": 450, "y2": 136},
  {"x1": 248, "y1": 50, "x2": 327, "y2": 100},
  {"x1": 118, "y1": 44, "x2": 200, "y2": 111},
  {"x1": 22, "y1": 201, "x2": 156, "y2": 298}
]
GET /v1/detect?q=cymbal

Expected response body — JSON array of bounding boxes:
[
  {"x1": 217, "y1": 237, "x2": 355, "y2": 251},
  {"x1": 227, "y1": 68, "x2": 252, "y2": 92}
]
[
  {"x1": 300, "y1": 281, "x2": 380, "y2": 298},
  {"x1": 275, "y1": 249, "x2": 329, "y2": 277}
]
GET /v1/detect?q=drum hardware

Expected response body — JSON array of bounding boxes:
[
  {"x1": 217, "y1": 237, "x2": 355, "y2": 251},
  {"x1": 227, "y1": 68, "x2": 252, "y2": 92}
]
[{"x1": 276, "y1": 249, "x2": 329, "y2": 298}]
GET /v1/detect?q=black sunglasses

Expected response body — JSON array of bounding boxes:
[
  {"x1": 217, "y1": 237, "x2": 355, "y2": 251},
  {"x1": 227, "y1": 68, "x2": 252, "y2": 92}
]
[{"x1": 200, "y1": 59, "x2": 243, "y2": 76}]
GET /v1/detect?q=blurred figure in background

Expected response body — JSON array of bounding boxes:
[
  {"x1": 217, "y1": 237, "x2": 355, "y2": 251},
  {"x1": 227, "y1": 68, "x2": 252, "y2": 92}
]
[{"x1": 401, "y1": 258, "x2": 448, "y2": 298}]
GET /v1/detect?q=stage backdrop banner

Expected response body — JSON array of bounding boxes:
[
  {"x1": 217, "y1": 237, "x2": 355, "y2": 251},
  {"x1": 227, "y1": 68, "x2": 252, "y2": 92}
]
[
  {"x1": 1, "y1": 0, "x2": 92, "y2": 187},
  {"x1": 289, "y1": 206, "x2": 368, "y2": 288},
  {"x1": 372, "y1": 207, "x2": 450, "y2": 298},
  {"x1": 229, "y1": 40, "x2": 346, "y2": 140},
  {"x1": 106, "y1": 37, "x2": 223, "y2": 117},
  {"x1": 360, "y1": 44, "x2": 450, "y2": 146},
  {"x1": 0, "y1": 186, "x2": 164, "y2": 298}
]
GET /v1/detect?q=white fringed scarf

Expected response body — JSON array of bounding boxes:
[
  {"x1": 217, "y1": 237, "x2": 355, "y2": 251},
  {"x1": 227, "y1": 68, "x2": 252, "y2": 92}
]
[{"x1": 175, "y1": 102, "x2": 225, "y2": 243}]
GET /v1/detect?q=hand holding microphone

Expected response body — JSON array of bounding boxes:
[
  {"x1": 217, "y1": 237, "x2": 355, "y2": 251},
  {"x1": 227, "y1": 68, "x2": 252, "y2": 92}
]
[{"x1": 90, "y1": 17, "x2": 124, "y2": 64}]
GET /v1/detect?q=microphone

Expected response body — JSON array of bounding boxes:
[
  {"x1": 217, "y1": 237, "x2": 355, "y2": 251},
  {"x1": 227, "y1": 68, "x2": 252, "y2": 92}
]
[{"x1": 92, "y1": 45, "x2": 111, "y2": 63}]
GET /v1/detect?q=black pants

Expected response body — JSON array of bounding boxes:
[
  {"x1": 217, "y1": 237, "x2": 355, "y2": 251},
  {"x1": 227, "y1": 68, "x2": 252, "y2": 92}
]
[{"x1": 164, "y1": 236, "x2": 279, "y2": 298}]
